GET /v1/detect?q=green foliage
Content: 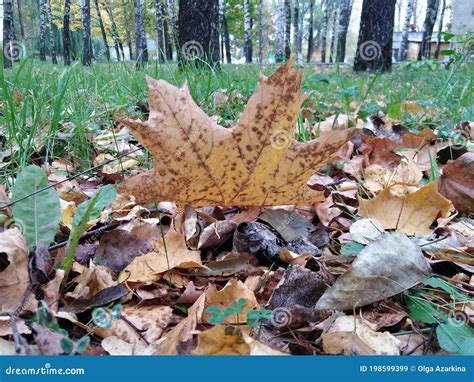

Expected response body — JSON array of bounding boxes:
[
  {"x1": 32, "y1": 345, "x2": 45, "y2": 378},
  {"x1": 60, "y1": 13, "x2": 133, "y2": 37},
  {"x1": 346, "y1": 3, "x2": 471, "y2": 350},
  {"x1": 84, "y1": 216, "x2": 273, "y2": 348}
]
[
  {"x1": 11, "y1": 165, "x2": 61, "y2": 250},
  {"x1": 246, "y1": 308, "x2": 272, "y2": 328},
  {"x1": 92, "y1": 303, "x2": 122, "y2": 329},
  {"x1": 206, "y1": 298, "x2": 248, "y2": 325}
]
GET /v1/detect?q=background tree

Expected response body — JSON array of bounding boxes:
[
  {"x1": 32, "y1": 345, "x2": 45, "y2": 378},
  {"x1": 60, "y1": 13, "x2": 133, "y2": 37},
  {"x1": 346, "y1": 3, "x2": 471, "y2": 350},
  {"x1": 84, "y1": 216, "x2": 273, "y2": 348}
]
[
  {"x1": 162, "y1": 1, "x2": 173, "y2": 60},
  {"x1": 284, "y1": 0, "x2": 291, "y2": 59},
  {"x1": 244, "y1": 0, "x2": 252, "y2": 63},
  {"x1": 105, "y1": 0, "x2": 124, "y2": 60},
  {"x1": 16, "y1": 0, "x2": 26, "y2": 41},
  {"x1": 39, "y1": 0, "x2": 47, "y2": 61},
  {"x1": 275, "y1": 0, "x2": 285, "y2": 62},
  {"x1": 293, "y1": 0, "x2": 301, "y2": 59},
  {"x1": 155, "y1": 0, "x2": 165, "y2": 61},
  {"x1": 80, "y1": 0, "x2": 92, "y2": 65},
  {"x1": 434, "y1": 0, "x2": 446, "y2": 59},
  {"x1": 419, "y1": 0, "x2": 439, "y2": 60},
  {"x1": 329, "y1": 0, "x2": 339, "y2": 62},
  {"x1": 257, "y1": 0, "x2": 264, "y2": 63},
  {"x1": 354, "y1": 0, "x2": 396, "y2": 72},
  {"x1": 320, "y1": 0, "x2": 330, "y2": 62},
  {"x1": 307, "y1": 0, "x2": 315, "y2": 63},
  {"x1": 178, "y1": 0, "x2": 220, "y2": 66},
  {"x1": 336, "y1": 0, "x2": 353, "y2": 62},
  {"x1": 3, "y1": 0, "x2": 15, "y2": 68},
  {"x1": 400, "y1": 0, "x2": 414, "y2": 61},
  {"x1": 46, "y1": 0, "x2": 58, "y2": 64},
  {"x1": 93, "y1": 0, "x2": 110, "y2": 61},
  {"x1": 63, "y1": 0, "x2": 72, "y2": 65},
  {"x1": 168, "y1": 0, "x2": 180, "y2": 59},
  {"x1": 134, "y1": 0, "x2": 148, "y2": 64}
]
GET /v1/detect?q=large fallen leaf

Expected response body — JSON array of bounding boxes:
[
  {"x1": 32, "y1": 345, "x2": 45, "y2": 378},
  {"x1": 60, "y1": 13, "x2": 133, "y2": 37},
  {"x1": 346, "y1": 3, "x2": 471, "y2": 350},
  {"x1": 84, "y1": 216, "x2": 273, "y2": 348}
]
[
  {"x1": 0, "y1": 228, "x2": 37, "y2": 313},
  {"x1": 316, "y1": 232, "x2": 431, "y2": 311},
  {"x1": 119, "y1": 57, "x2": 354, "y2": 207},
  {"x1": 322, "y1": 316, "x2": 401, "y2": 355},
  {"x1": 119, "y1": 224, "x2": 202, "y2": 282},
  {"x1": 192, "y1": 325, "x2": 249, "y2": 355},
  {"x1": 438, "y1": 153, "x2": 474, "y2": 213},
  {"x1": 203, "y1": 279, "x2": 259, "y2": 324},
  {"x1": 358, "y1": 182, "x2": 455, "y2": 236}
]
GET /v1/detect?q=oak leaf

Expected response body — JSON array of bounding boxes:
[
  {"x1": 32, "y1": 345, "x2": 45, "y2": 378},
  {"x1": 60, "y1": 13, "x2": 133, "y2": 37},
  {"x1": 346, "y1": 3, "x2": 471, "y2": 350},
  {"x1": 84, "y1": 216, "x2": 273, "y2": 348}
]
[{"x1": 119, "y1": 57, "x2": 354, "y2": 207}]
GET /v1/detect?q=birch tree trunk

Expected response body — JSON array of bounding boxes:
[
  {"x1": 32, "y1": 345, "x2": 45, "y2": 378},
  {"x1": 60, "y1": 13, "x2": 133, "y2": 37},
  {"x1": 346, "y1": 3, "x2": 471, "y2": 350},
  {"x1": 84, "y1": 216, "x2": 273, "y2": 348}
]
[
  {"x1": 80, "y1": 0, "x2": 92, "y2": 66},
  {"x1": 321, "y1": 0, "x2": 331, "y2": 63},
  {"x1": 244, "y1": 0, "x2": 252, "y2": 63},
  {"x1": 275, "y1": 0, "x2": 285, "y2": 62},
  {"x1": 400, "y1": 0, "x2": 414, "y2": 61},
  {"x1": 63, "y1": 0, "x2": 72, "y2": 65},
  {"x1": 168, "y1": 0, "x2": 180, "y2": 59},
  {"x1": 434, "y1": 0, "x2": 446, "y2": 59},
  {"x1": 329, "y1": 0, "x2": 338, "y2": 63},
  {"x1": 46, "y1": 0, "x2": 57, "y2": 64},
  {"x1": 284, "y1": 0, "x2": 291, "y2": 59},
  {"x1": 155, "y1": 0, "x2": 165, "y2": 61},
  {"x1": 336, "y1": 0, "x2": 353, "y2": 62},
  {"x1": 135, "y1": 0, "x2": 148, "y2": 65},
  {"x1": 3, "y1": 0, "x2": 14, "y2": 68},
  {"x1": 16, "y1": 0, "x2": 25, "y2": 40},
  {"x1": 353, "y1": 0, "x2": 396, "y2": 72},
  {"x1": 220, "y1": 0, "x2": 232, "y2": 63},
  {"x1": 105, "y1": 0, "x2": 124, "y2": 61},
  {"x1": 418, "y1": 0, "x2": 439, "y2": 60},
  {"x1": 307, "y1": 0, "x2": 315, "y2": 63},
  {"x1": 257, "y1": 0, "x2": 264, "y2": 63},
  {"x1": 39, "y1": 0, "x2": 47, "y2": 61},
  {"x1": 162, "y1": 1, "x2": 173, "y2": 60},
  {"x1": 293, "y1": 0, "x2": 301, "y2": 59},
  {"x1": 94, "y1": 0, "x2": 110, "y2": 61}
]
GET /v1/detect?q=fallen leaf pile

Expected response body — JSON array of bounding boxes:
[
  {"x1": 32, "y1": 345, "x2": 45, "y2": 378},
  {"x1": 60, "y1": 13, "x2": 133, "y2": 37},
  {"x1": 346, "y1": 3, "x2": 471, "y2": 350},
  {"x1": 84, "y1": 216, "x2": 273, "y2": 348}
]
[{"x1": 0, "y1": 59, "x2": 473, "y2": 356}]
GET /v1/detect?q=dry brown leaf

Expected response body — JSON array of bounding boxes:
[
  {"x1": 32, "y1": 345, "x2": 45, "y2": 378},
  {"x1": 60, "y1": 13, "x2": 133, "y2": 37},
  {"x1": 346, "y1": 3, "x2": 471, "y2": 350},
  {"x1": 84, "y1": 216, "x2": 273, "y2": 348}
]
[
  {"x1": 358, "y1": 182, "x2": 455, "y2": 236},
  {"x1": 66, "y1": 263, "x2": 117, "y2": 300},
  {"x1": 156, "y1": 292, "x2": 206, "y2": 355},
  {"x1": 0, "y1": 228, "x2": 37, "y2": 313},
  {"x1": 102, "y1": 336, "x2": 156, "y2": 355},
  {"x1": 48, "y1": 174, "x2": 88, "y2": 204},
  {"x1": 192, "y1": 325, "x2": 250, "y2": 355},
  {"x1": 322, "y1": 316, "x2": 401, "y2": 355},
  {"x1": 119, "y1": 57, "x2": 354, "y2": 207},
  {"x1": 438, "y1": 153, "x2": 474, "y2": 213},
  {"x1": 203, "y1": 279, "x2": 260, "y2": 324},
  {"x1": 119, "y1": 224, "x2": 202, "y2": 282}
]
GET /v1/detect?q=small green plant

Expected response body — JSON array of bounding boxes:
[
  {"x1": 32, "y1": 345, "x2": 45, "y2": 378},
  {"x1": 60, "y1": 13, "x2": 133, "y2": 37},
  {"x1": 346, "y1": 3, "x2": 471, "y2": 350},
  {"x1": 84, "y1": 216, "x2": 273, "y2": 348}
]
[
  {"x1": 91, "y1": 303, "x2": 123, "y2": 328},
  {"x1": 205, "y1": 298, "x2": 247, "y2": 325},
  {"x1": 246, "y1": 308, "x2": 273, "y2": 328}
]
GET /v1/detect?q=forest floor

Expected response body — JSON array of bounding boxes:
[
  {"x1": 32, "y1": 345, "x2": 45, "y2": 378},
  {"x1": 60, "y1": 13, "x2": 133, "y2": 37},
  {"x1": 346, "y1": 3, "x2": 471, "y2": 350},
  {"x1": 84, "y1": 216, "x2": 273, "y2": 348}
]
[{"x1": 0, "y1": 58, "x2": 473, "y2": 356}]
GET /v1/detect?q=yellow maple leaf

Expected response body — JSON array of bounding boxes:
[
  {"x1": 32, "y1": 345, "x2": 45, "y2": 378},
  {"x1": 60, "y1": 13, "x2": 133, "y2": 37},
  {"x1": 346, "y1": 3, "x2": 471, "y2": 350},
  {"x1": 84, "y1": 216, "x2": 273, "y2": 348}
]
[{"x1": 118, "y1": 57, "x2": 355, "y2": 207}]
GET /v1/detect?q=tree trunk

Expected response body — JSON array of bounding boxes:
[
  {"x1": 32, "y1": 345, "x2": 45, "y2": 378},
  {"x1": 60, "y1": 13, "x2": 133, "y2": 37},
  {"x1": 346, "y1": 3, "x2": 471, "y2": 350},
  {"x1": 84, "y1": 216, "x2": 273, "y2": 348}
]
[
  {"x1": 162, "y1": 1, "x2": 173, "y2": 60},
  {"x1": 329, "y1": 0, "x2": 338, "y2": 63},
  {"x1": 220, "y1": 0, "x2": 232, "y2": 63},
  {"x1": 155, "y1": 0, "x2": 165, "y2": 61},
  {"x1": 3, "y1": 0, "x2": 14, "y2": 68},
  {"x1": 105, "y1": 0, "x2": 123, "y2": 61},
  {"x1": 168, "y1": 0, "x2": 180, "y2": 59},
  {"x1": 434, "y1": 0, "x2": 446, "y2": 59},
  {"x1": 16, "y1": 0, "x2": 25, "y2": 40},
  {"x1": 178, "y1": 0, "x2": 220, "y2": 67},
  {"x1": 321, "y1": 0, "x2": 331, "y2": 63},
  {"x1": 45, "y1": 0, "x2": 57, "y2": 64},
  {"x1": 63, "y1": 0, "x2": 72, "y2": 65},
  {"x1": 293, "y1": 0, "x2": 301, "y2": 59},
  {"x1": 39, "y1": 0, "x2": 47, "y2": 61},
  {"x1": 80, "y1": 0, "x2": 92, "y2": 65},
  {"x1": 244, "y1": 0, "x2": 252, "y2": 63},
  {"x1": 353, "y1": 0, "x2": 396, "y2": 72},
  {"x1": 94, "y1": 0, "x2": 110, "y2": 61},
  {"x1": 400, "y1": 0, "x2": 414, "y2": 61},
  {"x1": 336, "y1": 0, "x2": 353, "y2": 62},
  {"x1": 257, "y1": 0, "x2": 264, "y2": 63},
  {"x1": 284, "y1": 0, "x2": 291, "y2": 59},
  {"x1": 307, "y1": 0, "x2": 314, "y2": 63},
  {"x1": 275, "y1": 0, "x2": 285, "y2": 63},
  {"x1": 418, "y1": 0, "x2": 439, "y2": 60},
  {"x1": 135, "y1": 0, "x2": 148, "y2": 65}
]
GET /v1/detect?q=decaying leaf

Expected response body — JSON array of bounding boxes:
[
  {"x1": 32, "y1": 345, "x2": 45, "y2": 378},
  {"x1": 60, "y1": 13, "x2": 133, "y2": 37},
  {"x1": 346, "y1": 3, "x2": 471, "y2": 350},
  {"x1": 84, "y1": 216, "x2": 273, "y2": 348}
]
[
  {"x1": 102, "y1": 336, "x2": 155, "y2": 355},
  {"x1": 119, "y1": 224, "x2": 202, "y2": 282},
  {"x1": 349, "y1": 218, "x2": 384, "y2": 244},
  {"x1": 316, "y1": 232, "x2": 431, "y2": 311},
  {"x1": 119, "y1": 57, "x2": 354, "y2": 207},
  {"x1": 359, "y1": 182, "x2": 455, "y2": 236},
  {"x1": 0, "y1": 228, "x2": 36, "y2": 313},
  {"x1": 322, "y1": 316, "x2": 401, "y2": 355},
  {"x1": 192, "y1": 325, "x2": 249, "y2": 355},
  {"x1": 438, "y1": 153, "x2": 474, "y2": 214}
]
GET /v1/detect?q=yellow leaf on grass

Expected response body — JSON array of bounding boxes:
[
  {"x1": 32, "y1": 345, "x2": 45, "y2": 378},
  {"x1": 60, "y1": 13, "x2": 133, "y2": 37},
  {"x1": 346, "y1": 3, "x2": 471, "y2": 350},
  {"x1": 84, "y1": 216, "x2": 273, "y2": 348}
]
[
  {"x1": 118, "y1": 57, "x2": 355, "y2": 207},
  {"x1": 203, "y1": 279, "x2": 260, "y2": 324},
  {"x1": 119, "y1": 224, "x2": 202, "y2": 282},
  {"x1": 358, "y1": 182, "x2": 455, "y2": 236}
]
